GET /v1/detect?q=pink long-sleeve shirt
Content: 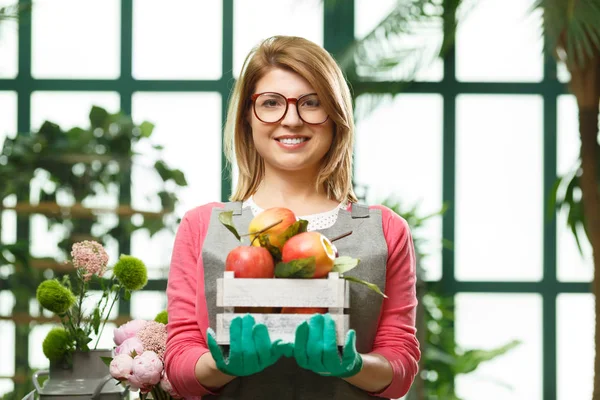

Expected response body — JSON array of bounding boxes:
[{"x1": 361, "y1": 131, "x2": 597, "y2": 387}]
[{"x1": 164, "y1": 202, "x2": 421, "y2": 399}]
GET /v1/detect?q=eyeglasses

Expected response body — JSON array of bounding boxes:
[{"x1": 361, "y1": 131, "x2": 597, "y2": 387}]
[{"x1": 251, "y1": 92, "x2": 329, "y2": 125}]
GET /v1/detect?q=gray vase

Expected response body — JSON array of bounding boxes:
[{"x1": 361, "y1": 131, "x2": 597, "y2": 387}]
[{"x1": 32, "y1": 349, "x2": 128, "y2": 399}]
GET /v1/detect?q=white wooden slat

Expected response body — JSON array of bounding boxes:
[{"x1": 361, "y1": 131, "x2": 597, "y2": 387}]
[
  {"x1": 216, "y1": 272, "x2": 350, "y2": 308},
  {"x1": 215, "y1": 313, "x2": 350, "y2": 345}
]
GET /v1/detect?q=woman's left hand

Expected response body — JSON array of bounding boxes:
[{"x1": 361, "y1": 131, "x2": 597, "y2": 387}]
[{"x1": 293, "y1": 313, "x2": 363, "y2": 378}]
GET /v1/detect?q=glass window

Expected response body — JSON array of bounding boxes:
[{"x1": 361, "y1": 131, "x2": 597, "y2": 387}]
[
  {"x1": 455, "y1": 293, "x2": 542, "y2": 400},
  {"x1": 131, "y1": 291, "x2": 167, "y2": 321},
  {"x1": 556, "y1": 95, "x2": 593, "y2": 282},
  {"x1": 30, "y1": 91, "x2": 120, "y2": 131},
  {"x1": 0, "y1": 291, "x2": 14, "y2": 316},
  {"x1": 455, "y1": 95, "x2": 543, "y2": 281},
  {"x1": 0, "y1": 91, "x2": 17, "y2": 148},
  {"x1": 0, "y1": 379, "x2": 13, "y2": 398},
  {"x1": 29, "y1": 91, "x2": 121, "y2": 260},
  {"x1": 28, "y1": 324, "x2": 54, "y2": 369},
  {"x1": 0, "y1": 0, "x2": 18, "y2": 78},
  {"x1": 557, "y1": 293, "x2": 593, "y2": 400},
  {"x1": 133, "y1": 0, "x2": 222, "y2": 80},
  {"x1": 354, "y1": 0, "x2": 443, "y2": 81},
  {"x1": 0, "y1": 321, "x2": 14, "y2": 375},
  {"x1": 456, "y1": 0, "x2": 543, "y2": 82},
  {"x1": 233, "y1": 0, "x2": 323, "y2": 77},
  {"x1": 31, "y1": 0, "x2": 120, "y2": 79},
  {"x1": 355, "y1": 94, "x2": 443, "y2": 281},
  {"x1": 131, "y1": 92, "x2": 222, "y2": 278}
]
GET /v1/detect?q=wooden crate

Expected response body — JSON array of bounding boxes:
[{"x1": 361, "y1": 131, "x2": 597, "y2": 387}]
[{"x1": 216, "y1": 271, "x2": 350, "y2": 345}]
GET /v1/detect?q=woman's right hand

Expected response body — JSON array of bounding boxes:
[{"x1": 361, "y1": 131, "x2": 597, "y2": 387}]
[{"x1": 206, "y1": 314, "x2": 292, "y2": 377}]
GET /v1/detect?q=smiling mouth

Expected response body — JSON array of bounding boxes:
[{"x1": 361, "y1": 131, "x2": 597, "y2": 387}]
[{"x1": 275, "y1": 137, "x2": 309, "y2": 145}]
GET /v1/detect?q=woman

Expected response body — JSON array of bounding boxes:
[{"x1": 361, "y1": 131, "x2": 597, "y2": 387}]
[{"x1": 164, "y1": 35, "x2": 420, "y2": 399}]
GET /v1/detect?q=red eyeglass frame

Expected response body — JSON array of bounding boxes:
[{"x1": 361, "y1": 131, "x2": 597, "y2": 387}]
[{"x1": 250, "y1": 92, "x2": 329, "y2": 125}]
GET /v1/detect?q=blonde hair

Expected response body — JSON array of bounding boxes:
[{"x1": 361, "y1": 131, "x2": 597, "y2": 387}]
[{"x1": 223, "y1": 35, "x2": 357, "y2": 204}]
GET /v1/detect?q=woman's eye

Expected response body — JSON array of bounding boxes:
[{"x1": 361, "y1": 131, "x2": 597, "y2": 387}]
[
  {"x1": 301, "y1": 99, "x2": 320, "y2": 108},
  {"x1": 261, "y1": 99, "x2": 282, "y2": 107}
]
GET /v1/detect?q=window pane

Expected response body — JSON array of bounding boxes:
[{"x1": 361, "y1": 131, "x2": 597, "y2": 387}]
[
  {"x1": 131, "y1": 92, "x2": 222, "y2": 278},
  {"x1": 456, "y1": 95, "x2": 543, "y2": 281},
  {"x1": 0, "y1": 91, "x2": 16, "y2": 148},
  {"x1": 131, "y1": 291, "x2": 167, "y2": 320},
  {"x1": 557, "y1": 294, "x2": 593, "y2": 400},
  {"x1": 133, "y1": 0, "x2": 222, "y2": 80},
  {"x1": 0, "y1": 321, "x2": 14, "y2": 375},
  {"x1": 0, "y1": 0, "x2": 18, "y2": 78},
  {"x1": 0, "y1": 291, "x2": 14, "y2": 315},
  {"x1": 29, "y1": 323, "x2": 54, "y2": 369},
  {"x1": 355, "y1": 94, "x2": 443, "y2": 281},
  {"x1": 556, "y1": 95, "x2": 593, "y2": 282},
  {"x1": 456, "y1": 0, "x2": 543, "y2": 82},
  {"x1": 455, "y1": 294, "x2": 542, "y2": 400},
  {"x1": 233, "y1": 0, "x2": 323, "y2": 78},
  {"x1": 354, "y1": 0, "x2": 443, "y2": 81},
  {"x1": 31, "y1": 91, "x2": 120, "y2": 131},
  {"x1": 32, "y1": 0, "x2": 120, "y2": 79},
  {"x1": 0, "y1": 379, "x2": 13, "y2": 398},
  {"x1": 30, "y1": 92, "x2": 120, "y2": 259}
]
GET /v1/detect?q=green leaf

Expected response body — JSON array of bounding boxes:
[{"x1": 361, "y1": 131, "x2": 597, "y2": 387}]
[
  {"x1": 276, "y1": 219, "x2": 309, "y2": 246},
  {"x1": 258, "y1": 234, "x2": 282, "y2": 262},
  {"x1": 454, "y1": 339, "x2": 522, "y2": 375},
  {"x1": 123, "y1": 290, "x2": 131, "y2": 301},
  {"x1": 274, "y1": 257, "x2": 316, "y2": 278},
  {"x1": 89, "y1": 106, "x2": 109, "y2": 129},
  {"x1": 92, "y1": 307, "x2": 101, "y2": 335},
  {"x1": 139, "y1": 121, "x2": 155, "y2": 138},
  {"x1": 100, "y1": 356, "x2": 113, "y2": 368},
  {"x1": 154, "y1": 160, "x2": 170, "y2": 182},
  {"x1": 170, "y1": 168, "x2": 188, "y2": 186},
  {"x1": 343, "y1": 276, "x2": 387, "y2": 298},
  {"x1": 218, "y1": 211, "x2": 241, "y2": 241},
  {"x1": 332, "y1": 256, "x2": 360, "y2": 274}
]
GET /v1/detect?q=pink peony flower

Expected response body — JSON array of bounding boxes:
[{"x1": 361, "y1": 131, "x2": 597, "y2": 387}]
[
  {"x1": 160, "y1": 372, "x2": 180, "y2": 398},
  {"x1": 114, "y1": 336, "x2": 144, "y2": 357},
  {"x1": 129, "y1": 351, "x2": 163, "y2": 392},
  {"x1": 136, "y1": 321, "x2": 167, "y2": 359},
  {"x1": 109, "y1": 354, "x2": 133, "y2": 381},
  {"x1": 71, "y1": 241, "x2": 109, "y2": 281},
  {"x1": 114, "y1": 319, "x2": 148, "y2": 345}
]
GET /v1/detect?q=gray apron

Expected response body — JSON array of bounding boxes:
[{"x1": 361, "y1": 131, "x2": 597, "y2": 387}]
[{"x1": 201, "y1": 201, "x2": 389, "y2": 399}]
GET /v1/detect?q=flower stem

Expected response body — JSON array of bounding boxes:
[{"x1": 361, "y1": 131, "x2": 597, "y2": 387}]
[
  {"x1": 76, "y1": 274, "x2": 86, "y2": 329},
  {"x1": 94, "y1": 286, "x2": 120, "y2": 349},
  {"x1": 92, "y1": 278, "x2": 114, "y2": 347}
]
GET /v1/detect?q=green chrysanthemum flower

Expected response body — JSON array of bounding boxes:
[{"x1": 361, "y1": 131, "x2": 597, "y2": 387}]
[
  {"x1": 36, "y1": 280, "x2": 76, "y2": 314},
  {"x1": 43, "y1": 328, "x2": 71, "y2": 363},
  {"x1": 113, "y1": 255, "x2": 148, "y2": 291},
  {"x1": 154, "y1": 310, "x2": 168, "y2": 325}
]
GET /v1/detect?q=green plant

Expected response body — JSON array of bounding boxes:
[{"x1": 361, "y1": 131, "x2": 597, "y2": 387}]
[
  {"x1": 383, "y1": 198, "x2": 521, "y2": 400},
  {"x1": 35, "y1": 240, "x2": 149, "y2": 366},
  {"x1": 0, "y1": 105, "x2": 188, "y2": 394}
]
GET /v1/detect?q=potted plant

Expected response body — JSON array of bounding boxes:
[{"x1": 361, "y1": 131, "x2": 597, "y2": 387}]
[{"x1": 31, "y1": 240, "x2": 149, "y2": 399}]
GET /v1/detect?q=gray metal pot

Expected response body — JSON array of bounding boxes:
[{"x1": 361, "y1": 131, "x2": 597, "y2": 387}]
[{"x1": 31, "y1": 349, "x2": 128, "y2": 399}]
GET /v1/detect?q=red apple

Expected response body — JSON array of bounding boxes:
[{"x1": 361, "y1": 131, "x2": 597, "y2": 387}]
[
  {"x1": 281, "y1": 232, "x2": 336, "y2": 278},
  {"x1": 225, "y1": 245, "x2": 274, "y2": 278},
  {"x1": 281, "y1": 307, "x2": 327, "y2": 314},
  {"x1": 248, "y1": 207, "x2": 297, "y2": 250}
]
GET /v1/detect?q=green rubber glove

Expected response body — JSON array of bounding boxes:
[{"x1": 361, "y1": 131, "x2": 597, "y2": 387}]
[
  {"x1": 293, "y1": 313, "x2": 363, "y2": 378},
  {"x1": 207, "y1": 314, "x2": 292, "y2": 376}
]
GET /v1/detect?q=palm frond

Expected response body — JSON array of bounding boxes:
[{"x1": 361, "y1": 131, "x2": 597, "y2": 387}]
[
  {"x1": 534, "y1": 0, "x2": 600, "y2": 68},
  {"x1": 338, "y1": 0, "x2": 447, "y2": 82}
]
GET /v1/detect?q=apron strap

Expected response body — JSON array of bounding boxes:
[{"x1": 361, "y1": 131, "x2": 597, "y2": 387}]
[
  {"x1": 224, "y1": 201, "x2": 243, "y2": 216},
  {"x1": 351, "y1": 203, "x2": 370, "y2": 219}
]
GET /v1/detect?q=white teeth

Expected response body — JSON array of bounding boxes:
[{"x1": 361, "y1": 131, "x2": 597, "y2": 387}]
[{"x1": 279, "y1": 138, "x2": 307, "y2": 145}]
